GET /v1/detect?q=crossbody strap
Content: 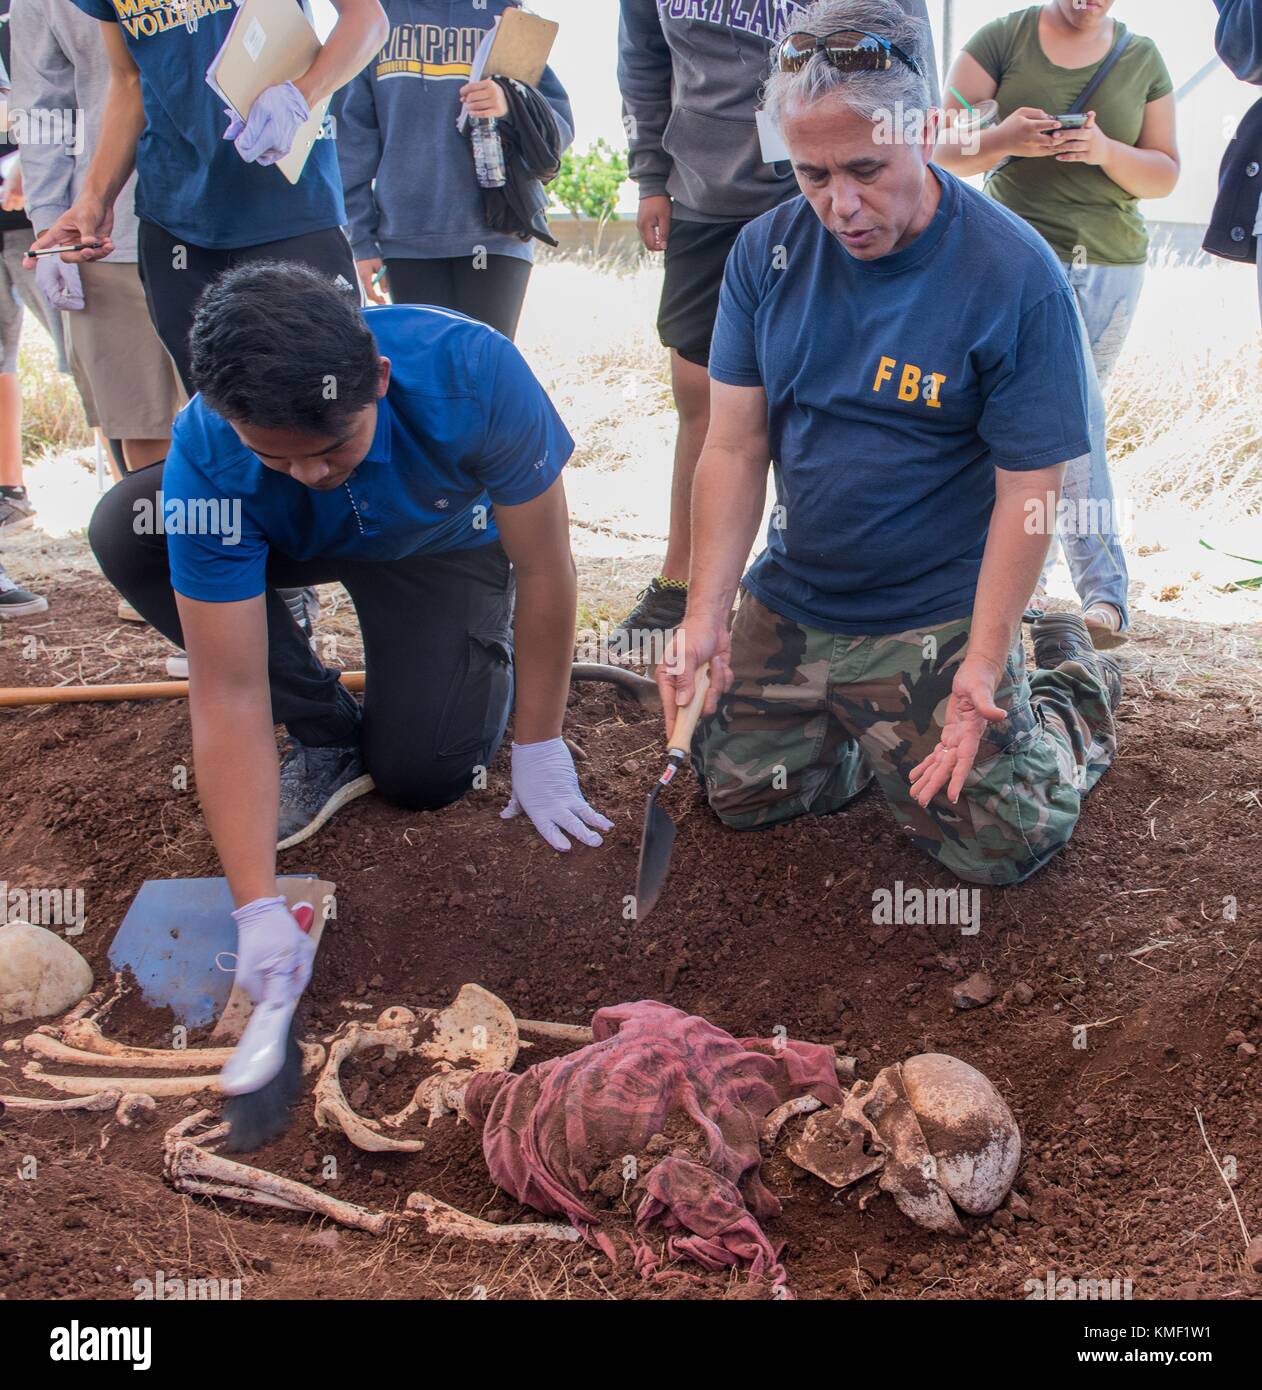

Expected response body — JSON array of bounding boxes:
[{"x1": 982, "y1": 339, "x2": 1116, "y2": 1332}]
[{"x1": 1066, "y1": 29, "x2": 1133, "y2": 114}]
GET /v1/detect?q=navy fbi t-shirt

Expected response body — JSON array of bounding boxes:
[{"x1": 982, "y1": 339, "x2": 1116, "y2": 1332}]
[
  {"x1": 709, "y1": 167, "x2": 1092, "y2": 635},
  {"x1": 69, "y1": 0, "x2": 344, "y2": 250},
  {"x1": 163, "y1": 305, "x2": 574, "y2": 602}
]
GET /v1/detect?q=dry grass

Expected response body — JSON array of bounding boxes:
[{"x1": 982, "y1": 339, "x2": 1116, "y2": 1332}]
[
  {"x1": 18, "y1": 324, "x2": 92, "y2": 460},
  {"x1": 1107, "y1": 250, "x2": 1261, "y2": 527}
]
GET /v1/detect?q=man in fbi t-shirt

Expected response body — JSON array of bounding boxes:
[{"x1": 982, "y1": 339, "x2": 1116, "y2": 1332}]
[{"x1": 658, "y1": 0, "x2": 1121, "y2": 887}]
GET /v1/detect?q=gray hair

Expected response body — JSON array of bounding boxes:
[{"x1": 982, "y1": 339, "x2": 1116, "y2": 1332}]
[{"x1": 763, "y1": 0, "x2": 933, "y2": 129}]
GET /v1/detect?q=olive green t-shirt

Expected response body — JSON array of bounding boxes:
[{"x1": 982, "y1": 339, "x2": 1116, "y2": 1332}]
[{"x1": 965, "y1": 8, "x2": 1173, "y2": 265}]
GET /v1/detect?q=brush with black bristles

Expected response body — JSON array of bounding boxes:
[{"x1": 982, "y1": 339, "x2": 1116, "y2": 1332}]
[{"x1": 219, "y1": 902, "x2": 314, "y2": 1153}]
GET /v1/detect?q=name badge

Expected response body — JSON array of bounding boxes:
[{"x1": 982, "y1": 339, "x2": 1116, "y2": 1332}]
[{"x1": 756, "y1": 107, "x2": 791, "y2": 164}]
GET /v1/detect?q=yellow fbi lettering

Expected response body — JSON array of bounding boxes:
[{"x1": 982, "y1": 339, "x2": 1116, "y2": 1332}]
[{"x1": 872, "y1": 355, "x2": 947, "y2": 408}]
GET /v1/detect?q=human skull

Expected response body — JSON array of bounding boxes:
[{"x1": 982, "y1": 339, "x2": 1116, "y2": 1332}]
[
  {"x1": 785, "y1": 1052, "x2": 1020, "y2": 1233},
  {"x1": 900, "y1": 1053, "x2": 1021, "y2": 1216}
]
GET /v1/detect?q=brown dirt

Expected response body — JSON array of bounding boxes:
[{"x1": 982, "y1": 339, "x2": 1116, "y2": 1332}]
[{"x1": 1, "y1": 576, "x2": 1261, "y2": 1301}]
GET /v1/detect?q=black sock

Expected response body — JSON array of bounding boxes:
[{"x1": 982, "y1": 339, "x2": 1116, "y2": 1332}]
[{"x1": 0, "y1": 485, "x2": 27, "y2": 500}]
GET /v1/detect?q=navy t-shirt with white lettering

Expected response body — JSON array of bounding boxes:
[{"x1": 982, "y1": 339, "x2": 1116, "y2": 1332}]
[
  {"x1": 709, "y1": 167, "x2": 1092, "y2": 635},
  {"x1": 162, "y1": 304, "x2": 573, "y2": 602},
  {"x1": 69, "y1": 0, "x2": 344, "y2": 249}
]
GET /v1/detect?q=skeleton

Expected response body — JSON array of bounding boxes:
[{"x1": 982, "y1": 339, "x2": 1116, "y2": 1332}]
[{"x1": 5, "y1": 982, "x2": 1019, "y2": 1264}]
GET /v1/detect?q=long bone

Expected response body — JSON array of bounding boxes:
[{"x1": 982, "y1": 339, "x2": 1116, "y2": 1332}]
[
  {"x1": 24, "y1": 1020, "x2": 325, "y2": 1073},
  {"x1": 164, "y1": 1111, "x2": 580, "y2": 1243},
  {"x1": 0, "y1": 1088, "x2": 123, "y2": 1114},
  {"x1": 23, "y1": 1062, "x2": 224, "y2": 1097},
  {"x1": 0, "y1": 1087, "x2": 157, "y2": 1127}
]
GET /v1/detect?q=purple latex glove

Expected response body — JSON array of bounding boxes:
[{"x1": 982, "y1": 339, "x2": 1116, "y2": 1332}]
[
  {"x1": 230, "y1": 895, "x2": 315, "y2": 1006},
  {"x1": 501, "y1": 737, "x2": 614, "y2": 852},
  {"x1": 35, "y1": 254, "x2": 84, "y2": 311},
  {"x1": 223, "y1": 80, "x2": 309, "y2": 166}
]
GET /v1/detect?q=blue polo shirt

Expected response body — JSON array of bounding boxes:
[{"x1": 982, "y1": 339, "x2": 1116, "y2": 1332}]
[
  {"x1": 70, "y1": 0, "x2": 344, "y2": 249},
  {"x1": 162, "y1": 305, "x2": 573, "y2": 602},
  {"x1": 709, "y1": 167, "x2": 1092, "y2": 634}
]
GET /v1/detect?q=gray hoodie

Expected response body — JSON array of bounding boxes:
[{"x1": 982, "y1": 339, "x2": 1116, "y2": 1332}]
[
  {"x1": 618, "y1": 0, "x2": 939, "y2": 222},
  {"x1": 9, "y1": 0, "x2": 141, "y2": 260}
]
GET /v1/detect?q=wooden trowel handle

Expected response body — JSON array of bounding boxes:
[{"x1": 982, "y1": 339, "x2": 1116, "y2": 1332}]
[{"x1": 667, "y1": 663, "x2": 711, "y2": 758}]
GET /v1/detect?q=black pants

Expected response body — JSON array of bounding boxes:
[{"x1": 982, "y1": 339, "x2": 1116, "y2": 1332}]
[
  {"x1": 88, "y1": 464, "x2": 516, "y2": 813},
  {"x1": 137, "y1": 221, "x2": 358, "y2": 394},
  {"x1": 384, "y1": 254, "x2": 532, "y2": 340}
]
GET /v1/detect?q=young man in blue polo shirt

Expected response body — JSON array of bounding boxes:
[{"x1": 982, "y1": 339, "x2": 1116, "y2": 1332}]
[
  {"x1": 658, "y1": 0, "x2": 1121, "y2": 887},
  {"x1": 90, "y1": 263, "x2": 611, "y2": 1078}
]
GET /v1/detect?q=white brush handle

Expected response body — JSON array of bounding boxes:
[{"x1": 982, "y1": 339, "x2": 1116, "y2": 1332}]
[{"x1": 218, "y1": 997, "x2": 298, "y2": 1096}]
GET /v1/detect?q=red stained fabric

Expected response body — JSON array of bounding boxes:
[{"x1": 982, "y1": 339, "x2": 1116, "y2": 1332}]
[{"x1": 464, "y1": 1000, "x2": 844, "y2": 1290}]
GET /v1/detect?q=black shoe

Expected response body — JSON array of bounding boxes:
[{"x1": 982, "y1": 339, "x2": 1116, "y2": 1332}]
[
  {"x1": 0, "y1": 567, "x2": 48, "y2": 618},
  {"x1": 276, "y1": 739, "x2": 374, "y2": 850},
  {"x1": 612, "y1": 577, "x2": 687, "y2": 642},
  {"x1": 280, "y1": 586, "x2": 320, "y2": 641},
  {"x1": 1032, "y1": 612, "x2": 1121, "y2": 711}
]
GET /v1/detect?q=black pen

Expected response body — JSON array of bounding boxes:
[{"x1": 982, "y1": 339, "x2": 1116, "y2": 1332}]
[{"x1": 26, "y1": 241, "x2": 103, "y2": 256}]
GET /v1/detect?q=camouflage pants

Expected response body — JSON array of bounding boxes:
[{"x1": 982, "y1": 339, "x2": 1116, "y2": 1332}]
[{"x1": 694, "y1": 593, "x2": 1118, "y2": 886}]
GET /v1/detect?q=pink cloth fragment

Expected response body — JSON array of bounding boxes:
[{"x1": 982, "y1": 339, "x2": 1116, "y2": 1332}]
[{"x1": 464, "y1": 1000, "x2": 843, "y2": 1288}]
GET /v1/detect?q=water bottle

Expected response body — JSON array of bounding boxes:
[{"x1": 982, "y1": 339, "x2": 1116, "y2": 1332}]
[{"x1": 471, "y1": 117, "x2": 507, "y2": 189}]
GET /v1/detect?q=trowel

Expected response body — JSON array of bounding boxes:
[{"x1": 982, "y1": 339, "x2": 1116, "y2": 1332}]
[{"x1": 633, "y1": 663, "x2": 711, "y2": 922}]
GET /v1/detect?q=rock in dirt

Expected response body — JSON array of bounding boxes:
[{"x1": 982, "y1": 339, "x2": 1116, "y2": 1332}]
[
  {"x1": 1224, "y1": 1029, "x2": 1247, "y2": 1048},
  {"x1": 1005, "y1": 1191, "x2": 1031, "y2": 1220},
  {"x1": 858, "y1": 1253, "x2": 894, "y2": 1283},
  {"x1": 0, "y1": 921, "x2": 93, "y2": 1025},
  {"x1": 1246, "y1": 1235, "x2": 1262, "y2": 1275},
  {"x1": 1012, "y1": 981, "x2": 1035, "y2": 1005},
  {"x1": 951, "y1": 971, "x2": 998, "y2": 1010}
]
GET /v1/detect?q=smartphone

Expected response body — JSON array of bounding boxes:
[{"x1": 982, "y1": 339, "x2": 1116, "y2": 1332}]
[{"x1": 1051, "y1": 113, "x2": 1090, "y2": 129}]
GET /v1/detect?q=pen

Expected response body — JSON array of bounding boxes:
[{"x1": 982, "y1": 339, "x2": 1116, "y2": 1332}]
[{"x1": 27, "y1": 241, "x2": 103, "y2": 257}]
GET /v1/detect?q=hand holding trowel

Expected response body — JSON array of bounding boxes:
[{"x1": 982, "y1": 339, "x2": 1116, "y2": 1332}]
[{"x1": 634, "y1": 660, "x2": 712, "y2": 922}]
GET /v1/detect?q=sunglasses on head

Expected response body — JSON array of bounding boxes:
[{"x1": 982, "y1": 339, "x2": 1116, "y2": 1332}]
[{"x1": 774, "y1": 29, "x2": 922, "y2": 77}]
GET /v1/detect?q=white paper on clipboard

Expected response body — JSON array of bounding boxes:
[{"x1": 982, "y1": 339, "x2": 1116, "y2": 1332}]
[{"x1": 456, "y1": 18, "x2": 500, "y2": 133}]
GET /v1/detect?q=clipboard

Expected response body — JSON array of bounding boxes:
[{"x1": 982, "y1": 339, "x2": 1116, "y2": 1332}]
[
  {"x1": 206, "y1": 0, "x2": 329, "y2": 186},
  {"x1": 481, "y1": 7, "x2": 558, "y2": 87}
]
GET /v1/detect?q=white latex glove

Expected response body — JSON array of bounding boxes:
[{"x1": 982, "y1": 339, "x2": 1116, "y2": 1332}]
[
  {"x1": 230, "y1": 896, "x2": 315, "y2": 1005},
  {"x1": 501, "y1": 738, "x2": 614, "y2": 852},
  {"x1": 35, "y1": 254, "x2": 84, "y2": 311},
  {"x1": 223, "y1": 81, "x2": 309, "y2": 165}
]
